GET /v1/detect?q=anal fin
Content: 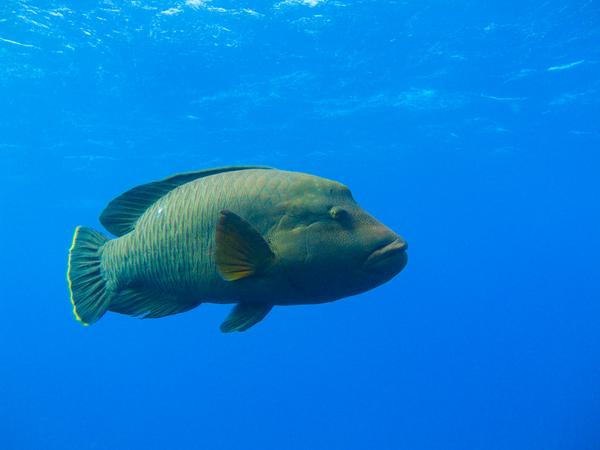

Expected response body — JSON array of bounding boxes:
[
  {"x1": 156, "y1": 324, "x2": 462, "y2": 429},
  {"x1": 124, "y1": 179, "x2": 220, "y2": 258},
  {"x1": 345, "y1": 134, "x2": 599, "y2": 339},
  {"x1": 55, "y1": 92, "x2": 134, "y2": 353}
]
[
  {"x1": 108, "y1": 288, "x2": 200, "y2": 319},
  {"x1": 220, "y1": 303, "x2": 273, "y2": 333}
]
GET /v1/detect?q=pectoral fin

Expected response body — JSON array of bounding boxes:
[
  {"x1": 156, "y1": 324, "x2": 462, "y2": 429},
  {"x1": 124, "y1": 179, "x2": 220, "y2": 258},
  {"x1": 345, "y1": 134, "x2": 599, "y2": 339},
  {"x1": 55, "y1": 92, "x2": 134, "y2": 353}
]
[
  {"x1": 215, "y1": 210, "x2": 275, "y2": 281},
  {"x1": 220, "y1": 303, "x2": 273, "y2": 332}
]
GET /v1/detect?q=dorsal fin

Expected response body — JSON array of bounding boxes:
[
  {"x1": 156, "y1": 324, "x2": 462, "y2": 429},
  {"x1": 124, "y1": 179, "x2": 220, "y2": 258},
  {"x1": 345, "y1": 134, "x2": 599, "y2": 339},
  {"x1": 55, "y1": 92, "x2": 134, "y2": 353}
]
[{"x1": 99, "y1": 166, "x2": 273, "y2": 237}]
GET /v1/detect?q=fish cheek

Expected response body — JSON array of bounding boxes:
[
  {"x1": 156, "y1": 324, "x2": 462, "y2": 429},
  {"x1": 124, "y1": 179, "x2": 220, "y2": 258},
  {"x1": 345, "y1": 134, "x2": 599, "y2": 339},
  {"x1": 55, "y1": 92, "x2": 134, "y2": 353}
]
[
  {"x1": 312, "y1": 221, "x2": 367, "y2": 275},
  {"x1": 275, "y1": 213, "x2": 343, "y2": 272},
  {"x1": 304, "y1": 222, "x2": 343, "y2": 265},
  {"x1": 270, "y1": 221, "x2": 310, "y2": 270}
]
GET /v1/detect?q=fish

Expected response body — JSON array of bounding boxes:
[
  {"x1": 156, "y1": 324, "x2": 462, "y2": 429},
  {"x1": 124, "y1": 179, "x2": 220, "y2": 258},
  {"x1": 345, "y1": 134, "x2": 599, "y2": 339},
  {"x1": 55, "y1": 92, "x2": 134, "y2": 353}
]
[{"x1": 67, "y1": 166, "x2": 408, "y2": 332}]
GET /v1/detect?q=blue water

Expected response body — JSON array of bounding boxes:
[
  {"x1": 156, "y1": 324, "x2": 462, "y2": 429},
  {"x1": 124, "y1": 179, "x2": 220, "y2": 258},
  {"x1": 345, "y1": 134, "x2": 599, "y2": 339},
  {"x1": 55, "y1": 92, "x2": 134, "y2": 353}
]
[{"x1": 1, "y1": 1, "x2": 600, "y2": 449}]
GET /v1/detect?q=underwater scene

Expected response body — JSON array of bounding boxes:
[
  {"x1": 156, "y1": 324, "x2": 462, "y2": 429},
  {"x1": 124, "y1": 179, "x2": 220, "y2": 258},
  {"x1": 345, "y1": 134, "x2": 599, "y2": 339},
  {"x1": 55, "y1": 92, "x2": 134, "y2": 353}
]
[{"x1": 1, "y1": 1, "x2": 599, "y2": 449}]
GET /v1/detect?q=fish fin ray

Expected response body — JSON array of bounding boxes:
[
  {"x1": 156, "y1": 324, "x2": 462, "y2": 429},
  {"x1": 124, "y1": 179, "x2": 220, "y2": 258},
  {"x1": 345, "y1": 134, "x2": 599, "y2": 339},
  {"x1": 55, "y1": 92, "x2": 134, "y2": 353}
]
[
  {"x1": 100, "y1": 166, "x2": 274, "y2": 237},
  {"x1": 67, "y1": 226, "x2": 112, "y2": 326},
  {"x1": 215, "y1": 210, "x2": 275, "y2": 281},
  {"x1": 220, "y1": 303, "x2": 273, "y2": 332},
  {"x1": 108, "y1": 288, "x2": 201, "y2": 319}
]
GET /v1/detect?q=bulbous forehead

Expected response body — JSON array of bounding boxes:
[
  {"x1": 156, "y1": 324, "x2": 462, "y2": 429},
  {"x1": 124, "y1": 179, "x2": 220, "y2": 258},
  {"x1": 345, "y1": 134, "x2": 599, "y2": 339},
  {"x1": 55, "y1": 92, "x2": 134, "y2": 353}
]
[{"x1": 285, "y1": 171, "x2": 353, "y2": 202}]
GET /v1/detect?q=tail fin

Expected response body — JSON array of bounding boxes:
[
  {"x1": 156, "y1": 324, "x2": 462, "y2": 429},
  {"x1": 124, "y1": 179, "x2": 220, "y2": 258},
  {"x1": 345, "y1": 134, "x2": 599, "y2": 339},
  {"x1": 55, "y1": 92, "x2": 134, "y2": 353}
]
[{"x1": 67, "y1": 226, "x2": 112, "y2": 326}]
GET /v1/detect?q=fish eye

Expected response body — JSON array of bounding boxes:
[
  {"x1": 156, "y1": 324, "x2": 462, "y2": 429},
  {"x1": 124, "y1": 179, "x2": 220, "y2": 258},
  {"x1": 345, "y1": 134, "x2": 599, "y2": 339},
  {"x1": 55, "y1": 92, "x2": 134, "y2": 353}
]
[{"x1": 329, "y1": 206, "x2": 349, "y2": 221}]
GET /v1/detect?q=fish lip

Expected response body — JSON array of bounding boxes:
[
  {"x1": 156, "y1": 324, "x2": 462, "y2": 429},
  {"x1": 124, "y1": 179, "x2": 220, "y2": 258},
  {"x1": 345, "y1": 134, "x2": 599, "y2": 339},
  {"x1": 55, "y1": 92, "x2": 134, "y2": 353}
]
[{"x1": 364, "y1": 238, "x2": 408, "y2": 268}]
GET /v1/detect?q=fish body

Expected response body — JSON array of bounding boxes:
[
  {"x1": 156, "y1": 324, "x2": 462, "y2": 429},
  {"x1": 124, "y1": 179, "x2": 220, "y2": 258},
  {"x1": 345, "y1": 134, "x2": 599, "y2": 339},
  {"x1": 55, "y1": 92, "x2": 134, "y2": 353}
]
[{"x1": 67, "y1": 167, "x2": 408, "y2": 332}]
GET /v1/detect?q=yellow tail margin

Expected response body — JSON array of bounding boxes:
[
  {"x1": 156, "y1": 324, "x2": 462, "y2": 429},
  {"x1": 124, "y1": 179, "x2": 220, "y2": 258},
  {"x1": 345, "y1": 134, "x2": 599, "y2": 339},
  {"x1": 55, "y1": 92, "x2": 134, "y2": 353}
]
[
  {"x1": 67, "y1": 226, "x2": 89, "y2": 326},
  {"x1": 66, "y1": 226, "x2": 111, "y2": 325}
]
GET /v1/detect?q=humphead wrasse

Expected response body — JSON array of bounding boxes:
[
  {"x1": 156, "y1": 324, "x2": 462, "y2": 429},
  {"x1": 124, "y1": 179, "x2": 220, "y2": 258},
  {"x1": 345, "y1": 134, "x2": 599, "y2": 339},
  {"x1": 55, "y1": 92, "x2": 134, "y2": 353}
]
[{"x1": 67, "y1": 167, "x2": 408, "y2": 332}]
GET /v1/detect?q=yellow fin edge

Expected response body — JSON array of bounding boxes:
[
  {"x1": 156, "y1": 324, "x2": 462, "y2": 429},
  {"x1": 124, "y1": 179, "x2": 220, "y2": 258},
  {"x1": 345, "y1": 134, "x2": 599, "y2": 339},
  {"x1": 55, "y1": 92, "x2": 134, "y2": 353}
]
[{"x1": 67, "y1": 226, "x2": 90, "y2": 327}]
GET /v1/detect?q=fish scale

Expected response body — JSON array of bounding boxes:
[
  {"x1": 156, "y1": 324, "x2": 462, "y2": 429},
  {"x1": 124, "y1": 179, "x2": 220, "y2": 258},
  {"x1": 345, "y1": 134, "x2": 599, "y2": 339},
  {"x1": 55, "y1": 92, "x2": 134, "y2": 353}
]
[{"x1": 107, "y1": 170, "x2": 275, "y2": 296}]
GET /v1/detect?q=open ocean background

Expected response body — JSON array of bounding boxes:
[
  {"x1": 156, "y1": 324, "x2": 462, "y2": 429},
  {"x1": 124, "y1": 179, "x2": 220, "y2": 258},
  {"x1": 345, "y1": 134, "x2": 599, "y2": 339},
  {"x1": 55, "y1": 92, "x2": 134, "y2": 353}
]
[{"x1": 1, "y1": 1, "x2": 599, "y2": 449}]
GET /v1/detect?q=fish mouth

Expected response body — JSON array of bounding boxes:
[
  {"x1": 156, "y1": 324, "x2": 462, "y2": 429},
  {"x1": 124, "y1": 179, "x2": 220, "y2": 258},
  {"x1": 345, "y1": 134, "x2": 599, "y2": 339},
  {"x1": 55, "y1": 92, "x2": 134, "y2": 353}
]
[{"x1": 364, "y1": 238, "x2": 408, "y2": 273}]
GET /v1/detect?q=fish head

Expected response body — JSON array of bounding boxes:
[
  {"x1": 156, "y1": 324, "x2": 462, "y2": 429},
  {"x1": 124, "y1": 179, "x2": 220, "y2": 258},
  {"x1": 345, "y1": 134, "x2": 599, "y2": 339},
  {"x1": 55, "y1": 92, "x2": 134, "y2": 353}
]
[{"x1": 271, "y1": 175, "x2": 408, "y2": 302}]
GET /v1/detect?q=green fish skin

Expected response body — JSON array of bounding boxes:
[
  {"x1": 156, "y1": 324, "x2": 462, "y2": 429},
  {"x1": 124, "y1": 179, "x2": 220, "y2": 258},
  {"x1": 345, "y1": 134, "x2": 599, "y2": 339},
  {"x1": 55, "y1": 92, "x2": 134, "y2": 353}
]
[{"x1": 67, "y1": 167, "x2": 408, "y2": 332}]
